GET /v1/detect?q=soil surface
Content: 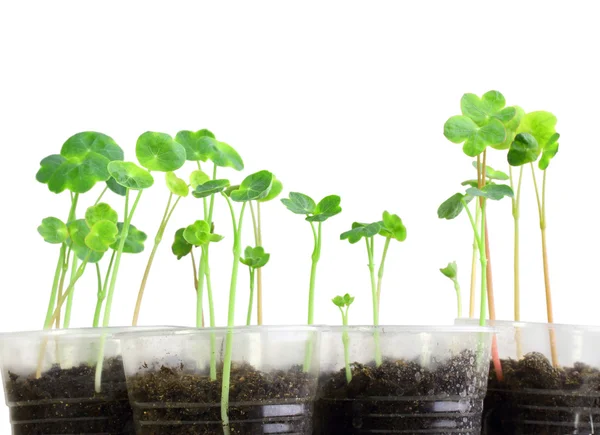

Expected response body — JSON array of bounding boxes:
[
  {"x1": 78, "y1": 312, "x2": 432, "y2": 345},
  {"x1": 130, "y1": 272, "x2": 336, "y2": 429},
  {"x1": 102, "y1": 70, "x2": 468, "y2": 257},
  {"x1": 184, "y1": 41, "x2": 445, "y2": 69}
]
[
  {"x1": 485, "y1": 352, "x2": 600, "y2": 434},
  {"x1": 127, "y1": 361, "x2": 317, "y2": 434},
  {"x1": 314, "y1": 350, "x2": 487, "y2": 434},
  {"x1": 5, "y1": 356, "x2": 133, "y2": 434}
]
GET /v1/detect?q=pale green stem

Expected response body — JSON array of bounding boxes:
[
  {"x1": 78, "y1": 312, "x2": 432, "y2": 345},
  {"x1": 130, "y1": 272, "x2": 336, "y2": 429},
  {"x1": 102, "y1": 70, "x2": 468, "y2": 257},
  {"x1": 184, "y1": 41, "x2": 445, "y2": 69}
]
[
  {"x1": 256, "y1": 202, "x2": 263, "y2": 324},
  {"x1": 366, "y1": 236, "x2": 382, "y2": 366},
  {"x1": 43, "y1": 244, "x2": 66, "y2": 329},
  {"x1": 510, "y1": 166, "x2": 524, "y2": 321},
  {"x1": 303, "y1": 222, "x2": 321, "y2": 372},
  {"x1": 246, "y1": 267, "x2": 255, "y2": 326},
  {"x1": 204, "y1": 248, "x2": 217, "y2": 380},
  {"x1": 376, "y1": 237, "x2": 391, "y2": 314},
  {"x1": 95, "y1": 185, "x2": 108, "y2": 205},
  {"x1": 62, "y1": 193, "x2": 80, "y2": 329},
  {"x1": 196, "y1": 244, "x2": 207, "y2": 328},
  {"x1": 453, "y1": 279, "x2": 462, "y2": 318},
  {"x1": 340, "y1": 307, "x2": 352, "y2": 384},
  {"x1": 93, "y1": 250, "x2": 115, "y2": 328}
]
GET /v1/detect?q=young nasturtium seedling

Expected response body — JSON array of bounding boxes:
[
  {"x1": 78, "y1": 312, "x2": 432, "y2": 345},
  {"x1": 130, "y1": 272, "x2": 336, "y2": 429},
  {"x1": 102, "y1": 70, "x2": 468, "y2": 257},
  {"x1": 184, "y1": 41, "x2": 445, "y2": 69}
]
[
  {"x1": 132, "y1": 132, "x2": 187, "y2": 326},
  {"x1": 36, "y1": 131, "x2": 124, "y2": 330},
  {"x1": 240, "y1": 246, "x2": 270, "y2": 325},
  {"x1": 440, "y1": 261, "x2": 462, "y2": 318},
  {"x1": 332, "y1": 293, "x2": 355, "y2": 384}
]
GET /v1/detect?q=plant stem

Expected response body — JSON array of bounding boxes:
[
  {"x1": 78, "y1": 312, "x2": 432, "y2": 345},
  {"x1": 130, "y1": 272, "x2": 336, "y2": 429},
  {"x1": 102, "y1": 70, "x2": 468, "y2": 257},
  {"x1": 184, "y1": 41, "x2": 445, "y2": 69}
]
[
  {"x1": 510, "y1": 166, "x2": 524, "y2": 321},
  {"x1": 468, "y1": 201, "x2": 481, "y2": 318},
  {"x1": 58, "y1": 193, "x2": 79, "y2": 329},
  {"x1": 190, "y1": 250, "x2": 205, "y2": 327},
  {"x1": 376, "y1": 237, "x2": 391, "y2": 314},
  {"x1": 93, "y1": 250, "x2": 115, "y2": 328},
  {"x1": 484, "y1": 221, "x2": 496, "y2": 321},
  {"x1": 54, "y1": 248, "x2": 71, "y2": 329},
  {"x1": 95, "y1": 186, "x2": 108, "y2": 205},
  {"x1": 341, "y1": 307, "x2": 352, "y2": 384},
  {"x1": 204, "y1": 249, "x2": 217, "y2": 380},
  {"x1": 307, "y1": 222, "x2": 322, "y2": 324},
  {"x1": 196, "y1": 244, "x2": 208, "y2": 328},
  {"x1": 95, "y1": 189, "x2": 143, "y2": 393},
  {"x1": 366, "y1": 236, "x2": 382, "y2": 367},
  {"x1": 44, "y1": 244, "x2": 66, "y2": 329},
  {"x1": 63, "y1": 255, "x2": 78, "y2": 328},
  {"x1": 256, "y1": 202, "x2": 263, "y2": 325},
  {"x1": 246, "y1": 267, "x2": 255, "y2": 326},
  {"x1": 453, "y1": 278, "x2": 462, "y2": 318}
]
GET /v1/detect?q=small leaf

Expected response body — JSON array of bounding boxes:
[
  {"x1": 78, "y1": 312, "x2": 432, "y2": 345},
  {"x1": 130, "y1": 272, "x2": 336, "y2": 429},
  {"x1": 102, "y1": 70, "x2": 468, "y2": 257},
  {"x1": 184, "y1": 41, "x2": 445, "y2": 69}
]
[
  {"x1": 67, "y1": 219, "x2": 104, "y2": 263},
  {"x1": 444, "y1": 116, "x2": 506, "y2": 157},
  {"x1": 165, "y1": 172, "x2": 189, "y2": 197},
  {"x1": 136, "y1": 131, "x2": 186, "y2": 172},
  {"x1": 332, "y1": 296, "x2": 345, "y2": 308},
  {"x1": 440, "y1": 261, "x2": 458, "y2": 280},
  {"x1": 38, "y1": 217, "x2": 68, "y2": 244},
  {"x1": 258, "y1": 177, "x2": 283, "y2": 202},
  {"x1": 85, "y1": 220, "x2": 118, "y2": 252},
  {"x1": 466, "y1": 184, "x2": 514, "y2": 201},
  {"x1": 61, "y1": 131, "x2": 123, "y2": 161},
  {"x1": 183, "y1": 220, "x2": 212, "y2": 246},
  {"x1": 507, "y1": 133, "x2": 540, "y2": 166},
  {"x1": 343, "y1": 293, "x2": 355, "y2": 306},
  {"x1": 380, "y1": 211, "x2": 407, "y2": 242},
  {"x1": 461, "y1": 179, "x2": 480, "y2": 188},
  {"x1": 471, "y1": 161, "x2": 509, "y2": 181},
  {"x1": 110, "y1": 223, "x2": 147, "y2": 254},
  {"x1": 240, "y1": 246, "x2": 270, "y2": 269},
  {"x1": 307, "y1": 195, "x2": 342, "y2": 222},
  {"x1": 36, "y1": 155, "x2": 66, "y2": 184},
  {"x1": 85, "y1": 203, "x2": 118, "y2": 227},
  {"x1": 106, "y1": 177, "x2": 126, "y2": 196},
  {"x1": 230, "y1": 170, "x2": 274, "y2": 202},
  {"x1": 192, "y1": 179, "x2": 230, "y2": 198},
  {"x1": 190, "y1": 170, "x2": 210, "y2": 189},
  {"x1": 208, "y1": 141, "x2": 244, "y2": 171},
  {"x1": 281, "y1": 192, "x2": 316, "y2": 214},
  {"x1": 340, "y1": 221, "x2": 383, "y2": 244},
  {"x1": 175, "y1": 129, "x2": 216, "y2": 162},
  {"x1": 539, "y1": 133, "x2": 559, "y2": 170},
  {"x1": 107, "y1": 161, "x2": 154, "y2": 190},
  {"x1": 172, "y1": 228, "x2": 193, "y2": 260},
  {"x1": 438, "y1": 193, "x2": 471, "y2": 220}
]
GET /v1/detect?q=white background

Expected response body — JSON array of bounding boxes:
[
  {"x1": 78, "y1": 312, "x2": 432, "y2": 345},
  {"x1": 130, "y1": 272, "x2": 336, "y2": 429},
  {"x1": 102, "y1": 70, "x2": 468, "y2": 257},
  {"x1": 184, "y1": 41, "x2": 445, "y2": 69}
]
[{"x1": 0, "y1": 0, "x2": 599, "y2": 425}]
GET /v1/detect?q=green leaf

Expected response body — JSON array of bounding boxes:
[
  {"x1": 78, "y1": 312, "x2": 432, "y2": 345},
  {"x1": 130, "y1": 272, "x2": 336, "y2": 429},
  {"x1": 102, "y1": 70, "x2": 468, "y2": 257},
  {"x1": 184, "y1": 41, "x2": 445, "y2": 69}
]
[
  {"x1": 106, "y1": 177, "x2": 126, "y2": 196},
  {"x1": 240, "y1": 246, "x2": 270, "y2": 269},
  {"x1": 61, "y1": 131, "x2": 123, "y2": 161},
  {"x1": 440, "y1": 261, "x2": 458, "y2": 280},
  {"x1": 281, "y1": 192, "x2": 316, "y2": 214},
  {"x1": 175, "y1": 129, "x2": 216, "y2": 162},
  {"x1": 471, "y1": 161, "x2": 509, "y2": 180},
  {"x1": 444, "y1": 116, "x2": 506, "y2": 157},
  {"x1": 110, "y1": 223, "x2": 147, "y2": 254},
  {"x1": 307, "y1": 195, "x2": 342, "y2": 222},
  {"x1": 340, "y1": 221, "x2": 383, "y2": 244},
  {"x1": 36, "y1": 155, "x2": 66, "y2": 184},
  {"x1": 258, "y1": 177, "x2": 283, "y2": 202},
  {"x1": 38, "y1": 217, "x2": 68, "y2": 244},
  {"x1": 192, "y1": 179, "x2": 230, "y2": 198},
  {"x1": 136, "y1": 131, "x2": 186, "y2": 172},
  {"x1": 190, "y1": 170, "x2": 210, "y2": 189},
  {"x1": 539, "y1": 133, "x2": 559, "y2": 170},
  {"x1": 183, "y1": 220, "x2": 213, "y2": 246},
  {"x1": 518, "y1": 111, "x2": 558, "y2": 150},
  {"x1": 507, "y1": 133, "x2": 541, "y2": 166},
  {"x1": 466, "y1": 183, "x2": 514, "y2": 201},
  {"x1": 461, "y1": 179, "x2": 480, "y2": 188},
  {"x1": 332, "y1": 296, "x2": 345, "y2": 308},
  {"x1": 85, "y1": 203, "x2": 118, "y2": 227},
  {"x1": 207, "y1": 141, "x2": 244, "y2": 171},
  {"x1": 85, "y1": 220, "x2": 118, "y2": 252},
  {"x1": 47, "y1": 153, "x2": 111, "y2": 194},
  {"x1": 380, "y1": 211, "x2": 407, "y2": 241},
  {"x1": 438, "y1": 193, "x2": 471, "y2": 220},
  {"x1": 230, "y1": 170, "x2": 274, "y2": 202},
  {"x1": 107, "y1": 161, "x2": 154, "y2": 190},
  {"x1": 460, "y1": 91, "x2": 507, "y2": 125},
  {"x1": 172, "y1": 228, "x2": 193, "y2": 259},
  {"x1": 492, "y1": 106, "x2": 525, "y2": 151},
  {"x1": 165, "y1": 172, "x2": 189, "y2": 197},
  {"x1": 343, "y1": 293, "x2": 355, "y2": 306},
  {"x1": 67, "y1": 219, "x2": 104, "y2": 263}
]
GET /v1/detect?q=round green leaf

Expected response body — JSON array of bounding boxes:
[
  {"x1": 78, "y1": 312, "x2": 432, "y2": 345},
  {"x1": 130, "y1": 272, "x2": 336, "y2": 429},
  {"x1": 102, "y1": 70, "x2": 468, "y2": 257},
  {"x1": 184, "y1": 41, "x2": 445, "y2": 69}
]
[
  {"x1": 507, "y1": 133, "x2": 540, "y2": 167},
  {"x1": 437, "y1": 193, "x2": 470, "y2": 220},
  {"x1": 61, "y1": 131, "x2": 123, "y2": 161},
  {"x1": 466, "y1": 184, "x2": 514, "y2": 201},
  {"x1": 340, "y1": 221, "x2": 383, "y2": 244},
  {"x1": 67, "y1": 219, "x2": 104, "y2": 263},
  {"x1": 281, "y1": 192, "x2": 316, "y2": 215},
  {"x1": 192, "y1": 179, "x2": 230, "y2": 198},
  {"x1": 38, "y1": 217, "x2": 68, "y2": 244},
  {"x1": 110, "y1": 223, "x2": 147, "y2": 254},
  {"x1": 172, "y1": 228, "x2": 193, "y2": 259},
  {"x1": 136, "y1": 131, "x2": 186, "y2": 172},
  {"x1": 240, "y1": 246, "x2": 270, "y2": 269},
  {"x1": 85, "y1": 203, "x2": 118, "y2": 227},
  {"x1": 175, "y1": 129, "x2": 216, "y2": 162},
  {"x1": 258, "y1": 177, "x2": 283, "y2": 202},
  {"x1": 47, "y1": 153, "x2": 111, "y2": 194},
  {"x1": 165, "y1": 172, "x2": 189, "y2": 197},
  {"x1": 332, "y1": 296, "x2": 345, "y2": 308},
  {"x1": 380, "y1": 211, "x2": 407, "y2": 242},
  {"x1": 183, "y1": 220, "x2": 212, "y2": 246},
  {"x1": 190, "y1": 170, "x2": 210, "y2": 189},
  {"x1": 440, "y1": 262, "x2": 458, "y2": 280},
  {"x1": 208, "y1": 141, "x2": 244, "y2": 171},
  {"x1": 36, "y1": 155, "x2": 66, "y2": 184},
  {"x1": 306, "y1": 195, "x2": 342, "y2": 222},
  {"x1": 107, "y1": 161, "x2": 154, "y2": 190},
  {"x1": 444, "y1": 115, "x2": 478, "y2": 144},
  {"x1": 230, "y1": 170, "x2": 274, "y2": 202},
  {"x1": 85, "y1": 220, "x2": 118, "y2": 252},
  {"x1": 460, "y1": 91, "x2": 507, "y2": 126}
]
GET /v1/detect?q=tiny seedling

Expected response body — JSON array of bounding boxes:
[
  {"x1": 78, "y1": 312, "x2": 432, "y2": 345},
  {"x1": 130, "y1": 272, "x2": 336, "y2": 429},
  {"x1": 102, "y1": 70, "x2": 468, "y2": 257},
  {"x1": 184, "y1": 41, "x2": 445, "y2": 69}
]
[
  {"x1": 171, "y1": 228, "x2": 203, "y2": 325},
  {"x1": 332, "y1": 293, "x2": 354, "y2": 384},
  {"x1": 440, "y1": 261, "x2": 461, "y2": 318},
  {"x1": 132, "y1": 132, "x2": 187, "y2": 326},
  {"x1": 240, "y1": 246, "x2": 270, "y2": 325}
]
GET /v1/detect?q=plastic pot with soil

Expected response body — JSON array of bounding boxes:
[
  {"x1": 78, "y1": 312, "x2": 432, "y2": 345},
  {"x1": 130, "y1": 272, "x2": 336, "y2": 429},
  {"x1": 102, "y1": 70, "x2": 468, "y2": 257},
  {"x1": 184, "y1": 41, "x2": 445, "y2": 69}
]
[
  {"x1": 314, "y1": 325, "x2": 493, "y2": 434},
  {"x1": 458, "y1": 320, "x2": 600, "y2": 435},
  {"x1": 0, "y1": 327, "x2": 135, "y2": 435},
  {"x1": 121, "y1": 326, "x2": 320, "y2": 435}
]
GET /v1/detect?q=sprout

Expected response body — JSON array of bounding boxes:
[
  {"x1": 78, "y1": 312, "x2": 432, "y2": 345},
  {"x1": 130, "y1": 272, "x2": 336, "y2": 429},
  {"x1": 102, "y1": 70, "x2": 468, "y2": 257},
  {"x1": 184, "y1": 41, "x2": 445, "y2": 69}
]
[
  {"x1": 240, "y1": 246, "x2": 270, "y2": 325},
  {"x1": 440, "y1": 261, "x2": 461, "y2": 318},
  {"x1": 332, "y1": 293, "x2": 355, "y2": 384}
]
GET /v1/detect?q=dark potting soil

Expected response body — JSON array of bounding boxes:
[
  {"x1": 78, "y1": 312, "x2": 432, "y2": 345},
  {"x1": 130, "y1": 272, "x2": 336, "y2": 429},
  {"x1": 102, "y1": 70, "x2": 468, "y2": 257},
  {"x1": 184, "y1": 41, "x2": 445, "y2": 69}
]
[
  {"x1": 485, "y1": 352, "x2": 600, "y2": 435},
  {"x1": 127, "y1": 361, "x2": 317, "y2": 435},
  {"x1": 5, "y1": 357, "x2": 133, "y2": 435},
  {"x1": 314, "y1": 350, "x2": 487, "y2": 434}
]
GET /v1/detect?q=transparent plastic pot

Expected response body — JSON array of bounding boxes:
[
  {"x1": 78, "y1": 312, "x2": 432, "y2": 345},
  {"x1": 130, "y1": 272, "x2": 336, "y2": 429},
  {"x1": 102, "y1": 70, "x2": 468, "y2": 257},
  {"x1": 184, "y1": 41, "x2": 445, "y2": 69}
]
[
  {"x1": 315, "y1": 325, "x2": 493, "y2": 434},
  {"x1": 120, "y1": 326, "x2": 320, "y2": 435},
  {"x1": 456, "y1": 319, "x2": 600, "y2": 434},
  {"x1": 0, "y1": 327, "x2": 166, "y2": 435}
]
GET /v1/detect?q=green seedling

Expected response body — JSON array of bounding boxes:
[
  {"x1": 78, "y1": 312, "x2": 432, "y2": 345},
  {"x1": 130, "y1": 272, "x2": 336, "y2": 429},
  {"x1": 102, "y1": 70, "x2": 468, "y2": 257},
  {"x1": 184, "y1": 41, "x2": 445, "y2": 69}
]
[
  {"x1": 332, "y1": 293, "x2": 355, "y2": 384},
  {"x1": 507, "y1": 110, "x2": 560, "y2": 367},
  {"x1": 220, "y1": 170, "x2": 275, "y2": 435},
  {"x1": 440, "y1": 261, "x2": 461, "y2": 318},
  {"x1": 240, "y1": 246, "x2": 270, "y2": 325},
  {"x1": 171, "y1": 228, "x2": 202, "y2": 320},
  {"x1": 248, "y1": 177, "x2": 282, "y2": 325},
  {"x1": 132, "y1": 132, "x2": 187, "y2": 326},
  {"x1": 36, "y1": 132, "x2": 124, "y2": 330}
]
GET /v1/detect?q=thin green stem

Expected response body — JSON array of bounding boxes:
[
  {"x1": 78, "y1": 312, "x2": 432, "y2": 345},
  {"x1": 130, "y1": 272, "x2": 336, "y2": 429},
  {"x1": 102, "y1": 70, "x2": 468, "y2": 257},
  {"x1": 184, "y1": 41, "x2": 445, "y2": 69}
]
[
  {"x1": 46, "y1": 253, "x2": 90, "y2": 328},
  {"x1": 55, "y1": 248, "x2": 71, "y2": 329},
  {"x1": 95, "y1": 186, "x2": 108, "y2": 205},
  {"x1": 478, "y1": 201, "x2": 488, "y2": 327},
  {"x1": 204, "y1": 248, "x2": 217, "y2": 380},
  {"x1": 307, "y1": 222, "x2": 321, "y2": 324},
  {"x1": 453, "y1": 279, "x2": 462, "y2": 318},
  {"x1": 246, "y1": 267, "x2": 255, "y2": 326},
  {"x1": 256, "y1": 202, "x2": 263, "y2": 324},
  {"x1": 376, "y1": 237, "x2": 391, "y2": 314},
  {"x1": 341, "y1": 307, "x2": 352, "y2": 384},
  {"x1": 366, "y1": 236, "x2": 382, "y2": 367},
  {"x1": 93, "y1": 263, "x2": 102, "y2": 327},
  {"x1": 94, "y1": 250, "x2": 115, "y2": 328},
  {"x1": 63, "y1": 255, "x2": 78, "y2": 328},
  {"x1": 196, "y1": 244, "x2": 207, "y2": 328},
  {"x1": 249, "y1": 201, "x2": 259, "y2": 244},
  {"x1": 44, "y1": 244, "x2": 66, "y2": 329}
]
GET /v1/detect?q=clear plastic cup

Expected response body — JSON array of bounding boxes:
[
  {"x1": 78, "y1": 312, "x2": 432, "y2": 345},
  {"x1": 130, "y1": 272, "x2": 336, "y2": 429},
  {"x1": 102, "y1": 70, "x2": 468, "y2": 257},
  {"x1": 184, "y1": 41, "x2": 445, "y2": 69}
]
[
  {"x1": 315, "y1": 325, "x2": 492, "y2": 434},
  {"x1": 120, "y1": 326, "x2": 320, "y2": 434},
  {"x1": 456, "y1": 319, "x2": 600, "y2": 434}
]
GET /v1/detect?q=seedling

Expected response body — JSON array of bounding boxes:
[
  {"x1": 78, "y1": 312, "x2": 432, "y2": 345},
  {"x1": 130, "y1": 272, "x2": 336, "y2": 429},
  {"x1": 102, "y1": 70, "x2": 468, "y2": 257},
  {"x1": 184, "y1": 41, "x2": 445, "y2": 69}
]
[
  {"x1": 171, "y1": 228, "x2": 203, "y2": 325},
  {"x1": 220, "y1": 170, "x2": 275, "y2": 435},
  {"x1": 507, "y1": 110, "x2": 560, "y2": 367},
  {"x1": 132, "y1": 132, "x2": 187, "y2": 325},
  {"x1": 240, "y1": 246, "x2": 270, "y2": 325},
  {"x1": 340, "y1": 211, "x2": 406, "y2": 367},
  {"x1": 332, "y1": 293, "x2": 355, "y2": 384},
  {"x1": 440, "y1": 262, "x2": 462, "y2": 318}
]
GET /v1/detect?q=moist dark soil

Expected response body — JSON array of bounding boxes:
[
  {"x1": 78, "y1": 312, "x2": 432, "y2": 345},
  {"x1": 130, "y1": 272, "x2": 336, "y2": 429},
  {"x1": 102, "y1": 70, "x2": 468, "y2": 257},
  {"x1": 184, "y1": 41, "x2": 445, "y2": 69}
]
[
  {"x1": 127, "y1": 361, "x2": 317, "y2": 435},
  {"x1": 5, "y1": 356, "x2": 133, "y2": 434},
  {"x1": 314, "y1": 350, "x2": 486, "y2": 434},
  {"x1": 485, "y1": 352, "x2": 600, "y2": 434}
]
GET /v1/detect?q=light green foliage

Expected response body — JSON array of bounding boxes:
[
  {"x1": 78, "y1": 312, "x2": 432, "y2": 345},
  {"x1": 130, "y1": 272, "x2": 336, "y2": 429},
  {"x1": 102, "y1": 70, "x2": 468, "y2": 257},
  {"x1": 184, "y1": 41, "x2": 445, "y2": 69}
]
[
  {"x1": 110, "y1": 223, "x2": 147, "y2": 254},
  {"x1": 136, "y1": 132, "x2": 186, "y2": 172},
  {"x1": 440, "y1": 261, "x2": 458, "y2": 280},
  {"x1": 192, "y1": 179, "x2": 230, "y2": 198},
  {"x1": 85, "y1": 221, "x2": 119, "y2": 252},
  {"x1": 437, "y1": 193, "x2": 472, "y2": 220},
  {"x1": 172, "y1": 228, "x2": 193, "y2": 259},
  {"x1": 466, "y1": 184, "x2": 514, "y2": 201},
  {"x1": 106, "y1": 177, "x2": 127, "y2": 196},
  {"x1": 175, "y1": 129, "x2": 244, "y2": 170},
  {"x1": 281, "y1": 192, "x2": 342, "y2": 222},
  {"x1": 332, "y1": 293, "x2": 355, "y2": 309},
  {"x1": 471, "y1": 161, "x2": 509, "y2": 180},
  {"x1": 85, "y1": 203, "x2": 118, "y2": 227},
  {"x1": 258, "y1": 178, "x2": 283, "y2": 202},
  {"x1": 165, "y1": 172, "x2": 189, "y2": 197},
  {"x1": 340, "y1": 221, "x2": 383, "y2": 243},
  {"x1": 380, "y1": 211, "x2": 407, "y2": 241},
  {"x1": 240, "y1": 246, "x2": 270, "y2": 269},
  {"x1": 509, "y1": 111, "x2": 560, "y2": 169},
  {"x1": 107, "y1": 161, "x2": 154, "y2": 190},
  {"x1": 190, "y1": 170, "x2": 210, "y2": 189},
  {"x1": 230, "y1": 171, "x2": 274, "y2": 202},
  {"x1": 67, "y1": 219, "x2": 105, "y2": 263},
  {"x1": 281, "y1": 192, "x2": 316, "y2": 214},
  {"x1": 38, "y1": 217, "x2": 68, "y2": 244},
  {"x1": 183, "y1": 220, "x2": 223, "y2": 246}
]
